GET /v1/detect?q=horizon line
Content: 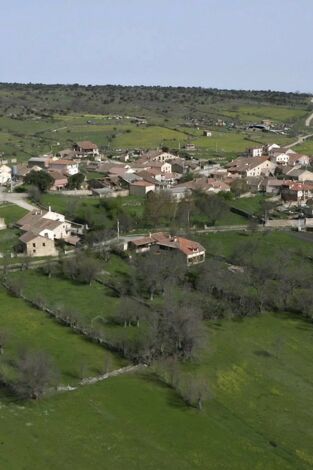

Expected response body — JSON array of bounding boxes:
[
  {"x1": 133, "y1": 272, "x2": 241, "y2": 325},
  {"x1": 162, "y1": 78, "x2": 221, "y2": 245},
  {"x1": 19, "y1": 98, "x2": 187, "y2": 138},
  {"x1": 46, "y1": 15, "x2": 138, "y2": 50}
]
[{"x1": 0, "y1": 81, "x2": 312, "y2": 96}]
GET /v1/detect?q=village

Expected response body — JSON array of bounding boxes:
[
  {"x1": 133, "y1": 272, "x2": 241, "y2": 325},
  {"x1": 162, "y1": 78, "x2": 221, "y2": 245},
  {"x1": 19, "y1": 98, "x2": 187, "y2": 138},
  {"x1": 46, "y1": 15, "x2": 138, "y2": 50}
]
[{"x1": 1, "y1": 132, "x2": 313, "y2": 260}]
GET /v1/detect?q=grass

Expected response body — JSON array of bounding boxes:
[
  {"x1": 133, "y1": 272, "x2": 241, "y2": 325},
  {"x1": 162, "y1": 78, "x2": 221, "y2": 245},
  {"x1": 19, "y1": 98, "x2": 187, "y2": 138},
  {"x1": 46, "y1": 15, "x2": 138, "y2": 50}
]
[
  {"x1": 294, "y1": 136, "x2": 313, "y2": 155},
  {"x1": 0, "y1": 313, "x2": 313, "y2": 468},
  {"x1": 230, "y1": 195, "x2": 265, "y2": 215},
  {"x1": 220, "y1": 104, "x2": 308, "y2": 123},
  {"x1": 7, "y1": 270, "x2": 120, "y2": 333},
  {"x1": 0, "y1": 107, "x2": 297, "y2": 163},
  {"x1": 0, "y1": 288, "x2": 123, "y2": 384},
  {"x1": 0, "y1": 203, "x2": 27, "y2": 225},
  {"x1": 0, "y1": 204, "x2": 28, "y2": 255},
  {"x1": 198, "y1": 230, "x2": 313, "y2": 259},
  {"x1": 0, "y1": 228, "x2": 20, "y2": 254}
]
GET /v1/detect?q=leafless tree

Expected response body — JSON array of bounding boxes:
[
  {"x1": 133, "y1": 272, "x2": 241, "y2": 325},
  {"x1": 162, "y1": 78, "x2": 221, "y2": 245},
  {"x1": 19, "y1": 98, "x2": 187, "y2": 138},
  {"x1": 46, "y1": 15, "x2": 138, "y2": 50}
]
[
  {"x1": 178, "y1": 374, "x2": 211, "y2": 410},
  {"x1": 13, "y1": 350, "x2": 60, "y2": 400}
]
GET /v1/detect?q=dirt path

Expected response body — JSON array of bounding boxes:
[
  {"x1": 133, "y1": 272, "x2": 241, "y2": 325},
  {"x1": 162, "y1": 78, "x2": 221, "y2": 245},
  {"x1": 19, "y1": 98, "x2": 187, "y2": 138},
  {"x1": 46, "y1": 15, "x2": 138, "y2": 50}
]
[{"x1": 305, "y1": 98, "x2": 313, "y2": 127}]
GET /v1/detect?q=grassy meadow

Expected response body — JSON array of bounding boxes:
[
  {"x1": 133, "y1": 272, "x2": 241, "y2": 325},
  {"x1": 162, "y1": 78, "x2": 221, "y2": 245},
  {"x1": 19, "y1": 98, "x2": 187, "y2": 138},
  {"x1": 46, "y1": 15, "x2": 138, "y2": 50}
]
[
  {"x1": 0, "y1": 289, "x2": 123, "y2": 384},
  {"x1": 0, "y1": 312, "x2": 312, "y2": 469}
]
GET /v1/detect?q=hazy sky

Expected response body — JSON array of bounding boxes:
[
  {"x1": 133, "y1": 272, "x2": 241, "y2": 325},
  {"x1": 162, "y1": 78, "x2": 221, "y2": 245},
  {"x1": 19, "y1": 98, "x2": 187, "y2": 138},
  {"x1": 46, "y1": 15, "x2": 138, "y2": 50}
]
[{"x1": 1, "y1": 0, "x2": 313, "y2": 92}]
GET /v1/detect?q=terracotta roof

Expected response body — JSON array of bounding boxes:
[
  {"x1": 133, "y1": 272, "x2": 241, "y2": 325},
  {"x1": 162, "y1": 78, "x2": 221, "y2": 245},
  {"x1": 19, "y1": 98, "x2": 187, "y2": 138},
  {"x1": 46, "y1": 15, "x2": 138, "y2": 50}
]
[
  {"x1": 130, "y1": 232, "x2": 205, "y2": 257},
  {"x1": 76, "y1": 141, "x2": 98, "y2": 150}
]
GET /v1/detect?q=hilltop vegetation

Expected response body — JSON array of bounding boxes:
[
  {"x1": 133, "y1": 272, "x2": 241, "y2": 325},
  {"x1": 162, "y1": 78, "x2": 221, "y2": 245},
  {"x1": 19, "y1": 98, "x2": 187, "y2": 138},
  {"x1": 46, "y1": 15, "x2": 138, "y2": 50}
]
[{"x1": 0, "y1": 83, "x2": 310, "y2": 162}]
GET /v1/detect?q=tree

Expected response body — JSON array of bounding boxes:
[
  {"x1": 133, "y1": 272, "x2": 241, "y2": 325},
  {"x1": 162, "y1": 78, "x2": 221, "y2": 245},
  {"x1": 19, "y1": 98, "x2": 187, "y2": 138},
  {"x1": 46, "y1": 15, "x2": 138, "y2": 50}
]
[
  {"x1": 135, "y1": 251, "x2": 186, "y2": 300},
  {"x1": 143, "y1": 191, "x2": 176, "y2": 227},
  {"x1": 62, "y1": 255, "x2": 101, "y2": 285},
  {"x1": 178, "y1": 374, "x2": 211, "y2": 410},
  {"x1": 28, "y1": 185, "x2": 42, "y2": 203},
  {"x1": 67, "y1": 172, "x2": 85, "y2": 190},
  {"x1": 230, "y1": 179, "x2": 249, "y2": 197},
  {"x1": 193, "y1": 192, "x2": 227, "y2": 226},
  {"x1": 24, "y1": 170, "x2": 54, "y2": 192},
  {"x1": 13, "y1": 350, "x2": 60, "y2": 399},
  {"x1": 115, "y1": 297, "x2": 148, "y2": 327}
]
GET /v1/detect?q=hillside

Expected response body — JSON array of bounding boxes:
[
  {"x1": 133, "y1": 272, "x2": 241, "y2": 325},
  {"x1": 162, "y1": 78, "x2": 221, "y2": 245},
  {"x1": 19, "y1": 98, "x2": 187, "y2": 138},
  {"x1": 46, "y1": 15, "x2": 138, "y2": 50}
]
[{"x1": 0, "y1": 83, "x2": 311, "y2": 162}]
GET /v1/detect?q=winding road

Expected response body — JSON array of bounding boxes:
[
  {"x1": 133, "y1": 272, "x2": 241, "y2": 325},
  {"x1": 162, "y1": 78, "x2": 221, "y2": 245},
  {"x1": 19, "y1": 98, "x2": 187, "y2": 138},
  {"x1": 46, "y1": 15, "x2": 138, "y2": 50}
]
[{"x1": 285, "y1": 98, "x2": 313, "y2": 148}]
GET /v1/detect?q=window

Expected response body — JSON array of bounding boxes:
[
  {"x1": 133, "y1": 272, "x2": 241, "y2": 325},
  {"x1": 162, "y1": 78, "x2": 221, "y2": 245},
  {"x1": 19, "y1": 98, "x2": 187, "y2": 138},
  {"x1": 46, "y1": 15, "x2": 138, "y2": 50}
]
[
  {"x1": 33, "y1": 249, "x2": 36, "y2": 253},
  {"x1": 32, "y1": 243, "x2": 36, "y2": 247},
  {"x1": 43, "y1": 243, "x2": 46, "y2": 247}
]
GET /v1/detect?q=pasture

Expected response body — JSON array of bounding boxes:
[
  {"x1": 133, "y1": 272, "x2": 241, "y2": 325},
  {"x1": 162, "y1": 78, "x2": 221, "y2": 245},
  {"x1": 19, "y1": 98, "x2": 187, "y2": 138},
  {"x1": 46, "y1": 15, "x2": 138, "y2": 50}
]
[
  {"x1": 0, "y1": 289, "x2": 123, "y2": 384},
  {"x1": 0, "y1": 312, "x2": 312, "y2": 469}
]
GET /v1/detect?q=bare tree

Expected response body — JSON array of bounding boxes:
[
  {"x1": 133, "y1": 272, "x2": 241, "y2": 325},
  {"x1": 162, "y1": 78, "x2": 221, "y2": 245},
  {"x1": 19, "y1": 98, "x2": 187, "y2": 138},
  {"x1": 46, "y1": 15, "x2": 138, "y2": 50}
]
[
  {"x1": 178, "y1": 374, "x2": 211, "y2": 410},
  {"x1": 13, "y1": 350, "x2": 60, "y2": 400}
]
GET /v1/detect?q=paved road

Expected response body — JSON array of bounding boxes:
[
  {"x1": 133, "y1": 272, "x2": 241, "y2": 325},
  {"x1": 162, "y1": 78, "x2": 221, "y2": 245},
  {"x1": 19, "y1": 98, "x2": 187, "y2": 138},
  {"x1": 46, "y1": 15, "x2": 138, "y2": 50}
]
[{"x1": 0, "y1": 189, "x2": 37, "y2": 211}]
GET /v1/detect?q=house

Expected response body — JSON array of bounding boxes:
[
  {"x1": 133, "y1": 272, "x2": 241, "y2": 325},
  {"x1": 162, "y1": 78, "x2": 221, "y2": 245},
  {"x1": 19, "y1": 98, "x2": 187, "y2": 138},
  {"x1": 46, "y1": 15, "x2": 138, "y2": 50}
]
[
  {"x1": 148, "y1": 161, "x2": 172, "y2": 173},
  {"x1": 226, "y1": 156, "x2": 276, "y2": 177},
  {"x1": 19, "y1": 232, "x2": 57, "y2": 257},
  {"x1": 281, "y1": 182, "x2": 313, "y2": 204},
  {"x1": 129, "y1": 232, "x2": 205, "y2": 266},
  {"x1": 17, "y1": 208, "x2": 72, "y2": 241},
  {"x1": 0, "y1": 218, "x2": 6, "y2": 230},
  {"x1": 206, "y1": 179, "x2": 231, "y2": 193},
  {"x1": 270, "y1": 150, "x2": 310, "y2": 167},
  {"x1": 265, "y1": 178, "x2": 286, "y2": 195},
  {"x1": 12, "y1": 164, "x2": 29, "y2": 180},
  {"x1": 184, "y1": 143, "x2": 196, "y2": 151},
  {"x1": 48, "y1": 171, "x2": 68, "y2": 190},
  {"x1": 171, "y1": 158, "x2": 187, "y2": 174},
  {"x1": 288, "y1": 153, "x2": 310, "y2": 167},
  {"x1": 0, "y1": 164, "x2": 12, "y2": 185},
  {"x1": 283, "y1": 168, "x2": 313, "y2": 182},
  {"x1": 264, "y1": 143, "x2": 280, "y2": 154},
  {"x1": 144, "y1": 150, "x2": 178, "y2": 163},
  {"x1": 129, "y1": 180, "x2": 155, "y2": 196},
  {"x1": 56, "y1": 148, "x2": 77, "y2": 160},
  {"x1": 270, "y1": 151, "x2": 290, "y2": 165},
  {"x1": 49, "y1": 159, "x2": 79, "y2": 176},
  {"x1": 28, "y1": 156, "x2": 50, "y2": 169},
  {"x1": 203, "y1": 130, "x2": 212, "y2": 137},
  {"x1": 168, "y1": 186, "x2": 192, "y2": 201},
  {"x1": 246, "y1": 176, "x2": 265, "y2": 193},
  {"x1": 247, "y1": 147, "x2": 263, "y2": 157},
  {"x1": 73, "y1": 141, "x2": 99, "y2": 157}
]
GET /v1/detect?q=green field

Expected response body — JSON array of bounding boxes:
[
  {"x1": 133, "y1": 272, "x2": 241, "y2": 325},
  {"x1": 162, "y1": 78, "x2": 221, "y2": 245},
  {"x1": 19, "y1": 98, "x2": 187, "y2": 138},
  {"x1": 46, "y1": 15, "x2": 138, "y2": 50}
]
[
  {"x1": 198, "y1": 230, "x2": 313, "y2": 259},
  {"x1": 220, "y1": 104, "x2": 308, "y2": 123},
  {"x1": 0, "y1": 203, "x2": 27, "y2": 225},
  {"x1": 8, "y1": 269, "x2": 121, "y2": 335},
  {"x1": 0, "y1": 312, "x2": 312, "y2": 469},
  {"x1": 0, "y1": 106, "x2": 300, "y2": 162},
  {"x1": 0, "y1": 289, "x2": 123, "y2": 383},
  {"x1": 230, "y1": 195, "x2": 266, "y2": 215},
  {"x1": 294, "y1": 136, "x2": 313, "y2": 155}
]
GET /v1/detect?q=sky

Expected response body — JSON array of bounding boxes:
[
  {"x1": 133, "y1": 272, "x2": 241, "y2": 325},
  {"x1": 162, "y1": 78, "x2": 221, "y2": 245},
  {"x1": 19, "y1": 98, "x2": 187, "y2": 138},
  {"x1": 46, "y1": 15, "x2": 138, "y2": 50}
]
[{"x1": 1, "y1": 0, "x2": 313, "y2": 92}]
